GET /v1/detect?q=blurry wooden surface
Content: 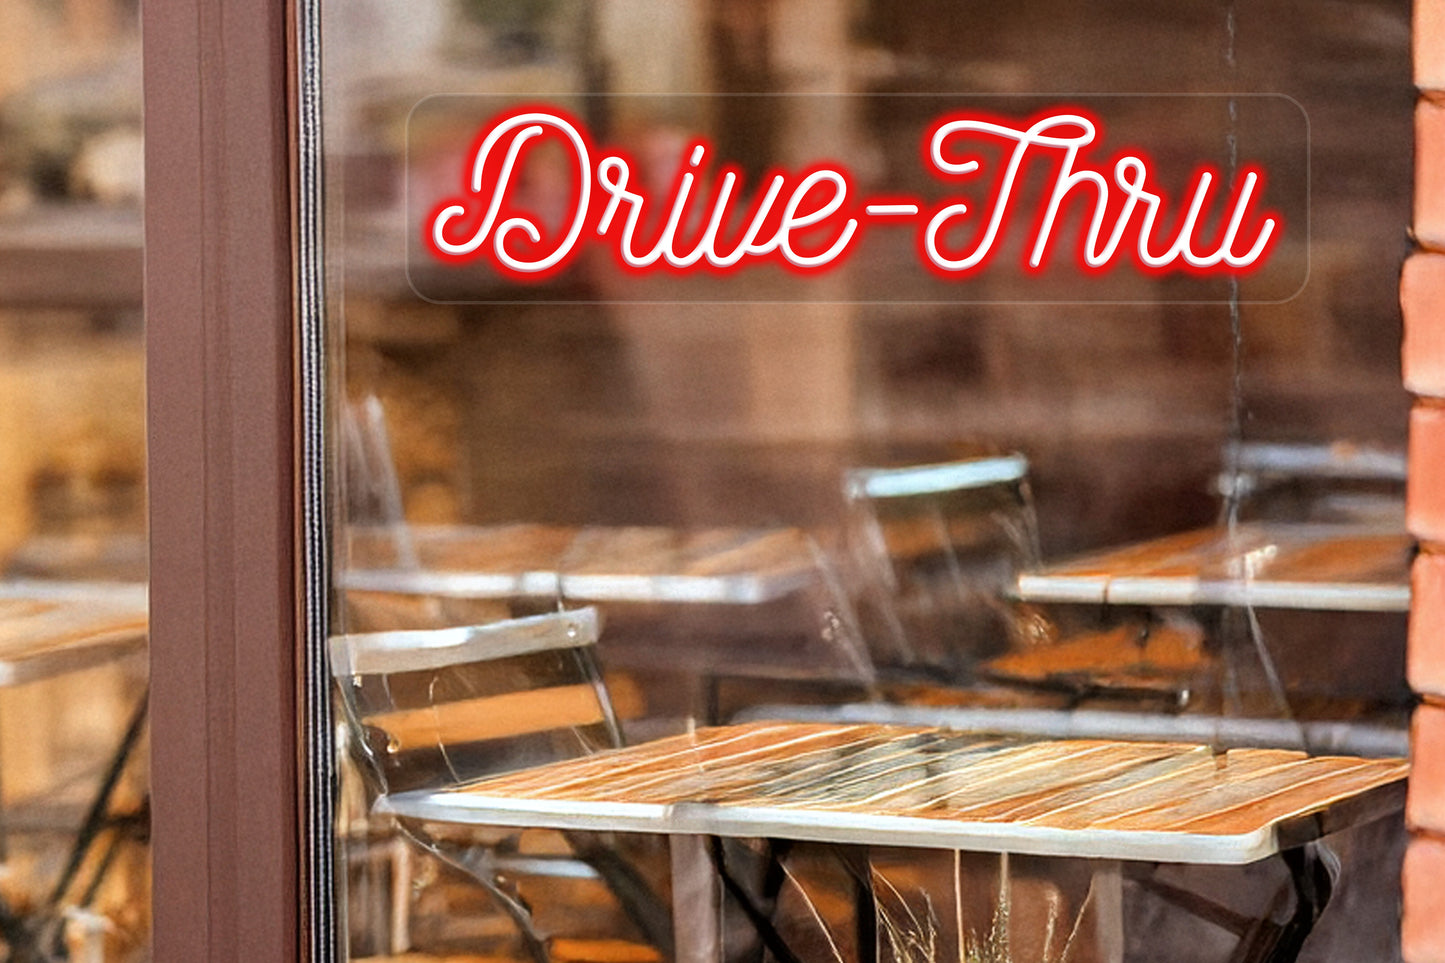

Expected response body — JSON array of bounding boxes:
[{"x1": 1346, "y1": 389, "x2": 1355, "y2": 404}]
[
  {"x1": 0, "y1": 590, "x2": 145, "y2": 685},
  {"x1": 344, "y1": 523, "x2": 819, "y2": 604},
  {"x1": 382, "y1": 722, "x2": 1406, "y2": 865},
  {"x1": 979, "y1": 620, "x2": 1209, "y2": 700}
]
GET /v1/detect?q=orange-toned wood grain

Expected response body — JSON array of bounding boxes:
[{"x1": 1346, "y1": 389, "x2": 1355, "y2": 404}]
[
  {"x1": 1028, "y1": 524, "x2": 1410, "y2": 587},
  {"x1": 440, "y1": 723, "x2": 1407, "y2": 843},
  {"x1": 365, "y1": 684, "x2": 608, "y2": 752}
]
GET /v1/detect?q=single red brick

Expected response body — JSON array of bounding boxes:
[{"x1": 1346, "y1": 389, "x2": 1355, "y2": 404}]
[
  {"x1": 1410, "y1": 404, "x2": 1445, "y2": 542},
  {"x1": 1404, "y1": 254, "x2": 1445, "y2": 395},
  {"x1": 1419, "y1": 98, "x2": 1445, "y2": 251},
  {"x1": 1405, "y1": 835, "x2": 1445, "y2": 962},
  {"x1": 1421, "y1": 0, "x2": 1445, "y2": 90},
  {"x1": 1412, "y1": 706, "x2": 1445, "y2": 831},
  {"x1": 1413, "y1": 554, "x2": 1445, "y2": 697}
]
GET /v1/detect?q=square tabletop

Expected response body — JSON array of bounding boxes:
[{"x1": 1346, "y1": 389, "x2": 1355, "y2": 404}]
[
  {"x1": 378, "y1": 722, "x2": 1406, "y2": 865},
  {"x1": 1013, "y1": 523, "x2": 1412, "y2": 612},
  {"x1": 342, "y1": 523, "x2": 821, "y2": 605},
  {"x1": 0, "y1": 581, "x2": 147, "y2": 685}
]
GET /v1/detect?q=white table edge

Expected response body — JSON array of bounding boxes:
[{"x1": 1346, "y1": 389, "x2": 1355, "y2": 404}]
[
  {"x1": 0, "y1": 626, "x2": 148, "y2": 687},
  {"x1": 1014, "y1": 574, "x2": 1410, "y2": 612},
  {"x1": 339, "y1": 567, "x2": 814, "y2": 605},
  {"x1": 375, "y1": 779, "x2": 1406, "y2": 866}
]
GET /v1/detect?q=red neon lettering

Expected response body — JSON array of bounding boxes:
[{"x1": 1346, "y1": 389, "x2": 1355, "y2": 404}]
[
  {"x1": 922, "y1": 109, "x2": 1280, "y2": 276},
  {"x1": 423, "y1": 106, "x2": 1282, "y2": 282}
]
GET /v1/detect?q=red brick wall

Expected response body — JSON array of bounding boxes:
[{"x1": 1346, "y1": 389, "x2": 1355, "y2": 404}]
[{"x1": 1405, "y1": 6, "x2": 1445, "y2": 960}]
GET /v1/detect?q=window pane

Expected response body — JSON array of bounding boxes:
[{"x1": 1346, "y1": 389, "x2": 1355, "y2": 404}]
[{"x1": 321, "y1": 3, "x2": 1411, "y2": 961}]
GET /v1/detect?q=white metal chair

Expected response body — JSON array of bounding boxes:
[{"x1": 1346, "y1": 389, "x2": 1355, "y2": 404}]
[
  {"x1": 842, "y1": 453, "x2": 1041, "y2": 679},
  {"x1": 331, "y1": 607, "x2": 671, "y2": 962}
]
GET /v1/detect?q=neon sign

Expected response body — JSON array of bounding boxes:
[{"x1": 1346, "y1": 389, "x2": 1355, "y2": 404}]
[{"x1": 424, "y1": 106, "x2": 1281, "y2": 283}]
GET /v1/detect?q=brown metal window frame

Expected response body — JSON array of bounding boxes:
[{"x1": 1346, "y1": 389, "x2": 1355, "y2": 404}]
[{"x1": 142, "y1": 0, "x2": 330, "y2": 958}]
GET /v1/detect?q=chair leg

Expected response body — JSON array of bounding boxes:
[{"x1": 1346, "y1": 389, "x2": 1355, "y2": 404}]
[
  {"x1": 830, "y1": 845, "x2": 875, "y2": 963},
  {"x1": 705, "y1": 836, "x2": 809, "y2": 963},
  {"x1": 563, "y1": 831, "x2": 674, "y2": 952},
  {"x1": 407, "y1": 828, "x2": 552, "y2": 963},
  {"x1": 395, "y1": 824, "x2": 674, "y2": 963},
  {"x1": 1092, "y1": 863, "x2": 1125, "y2": 963},
  {"x1": 726, "y1": 839, "x2": 795, "y2": 963},
  {"x1": 47, "y1": 692, "x2": 148, "y2": 910}
]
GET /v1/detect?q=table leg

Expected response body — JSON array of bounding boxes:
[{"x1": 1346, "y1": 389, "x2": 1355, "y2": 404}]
[
  {"x1": 1136, "y1": 843, "x2": 1337, "y2": 963},
  {"x1": 1092, "y1": 862, "x2": 1124, "y2": 963},
  {"x1": 1221, "y1": 844, "x2": 1337, "y2": 963},
  {"x1": 389, "y1": 836, "x2": 412, "y2": 956},
  {"x1": 671, "y1": 835, "x2": 721, "y2": 963}
]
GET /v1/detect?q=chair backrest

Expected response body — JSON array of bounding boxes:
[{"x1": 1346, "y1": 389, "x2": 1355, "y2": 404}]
[
  {"x1": 342, "y1": 394, "x2": 419, "y2": 568},
  {"x1": 1216, "y1": 441, "x2": 1405, "y2": 525},
  {"x1": 331, "y1": 606, "x2": 621, "y2": 795},
  {"x1": 841, "y1": 453, "x2": 1040, "y2": 677}
]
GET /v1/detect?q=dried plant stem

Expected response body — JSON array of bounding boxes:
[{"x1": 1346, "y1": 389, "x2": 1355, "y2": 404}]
[
  {"x1": 1040, "y1": 890, "x2": 1062, "y2": 963},
  {"x1": 873, "y1": 868, "x2": 937, "y2": 963},
  {"x1": 954, "y1": 851, "x2": 965, "y2": 963},
  {"x1": 1053, "y1": 872, "x2": 1098, "y2": 963},
  {"x1": 778, "y1": 858, "x2": 846, "y2": 963}
]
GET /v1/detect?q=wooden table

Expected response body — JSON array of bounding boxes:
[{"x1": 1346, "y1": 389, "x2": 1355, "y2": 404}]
[
  {"x1": 1013, "y1": 523, "x2": 1411, "y2": 613},
  {"x1": 378, "y1": 721, "x2": 1406, "y2": 866},
  {"x1": 0, "y1": 581, "x2": 147, "y2": 686},
  {"x1": 343, "y1": 524, "x2": 820, "y2": 605},
  {"x1": 0, "y1": 580, "x2": 149, "y2": 948}
]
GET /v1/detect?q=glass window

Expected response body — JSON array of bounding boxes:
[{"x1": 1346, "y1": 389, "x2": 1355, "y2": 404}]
[
  {"x1": 0, "y1": 0, "x2": 149, "y2": 959},
  {"x1": 320, "y1": 2, "x2": 1412, "y2": 961}
]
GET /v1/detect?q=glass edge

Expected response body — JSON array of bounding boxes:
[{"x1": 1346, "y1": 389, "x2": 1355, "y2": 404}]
[{"x1": 296, "y1": 0, "x2": 338, "y2": 955}]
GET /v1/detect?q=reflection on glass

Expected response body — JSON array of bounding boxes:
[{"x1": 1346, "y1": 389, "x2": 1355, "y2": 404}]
[
  {"x1": 324, "y1": 1, "x2": 1412, "y2": 961},
  {"x1": 0, "y1": 0, "x2": 148, "y2": 959}
]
